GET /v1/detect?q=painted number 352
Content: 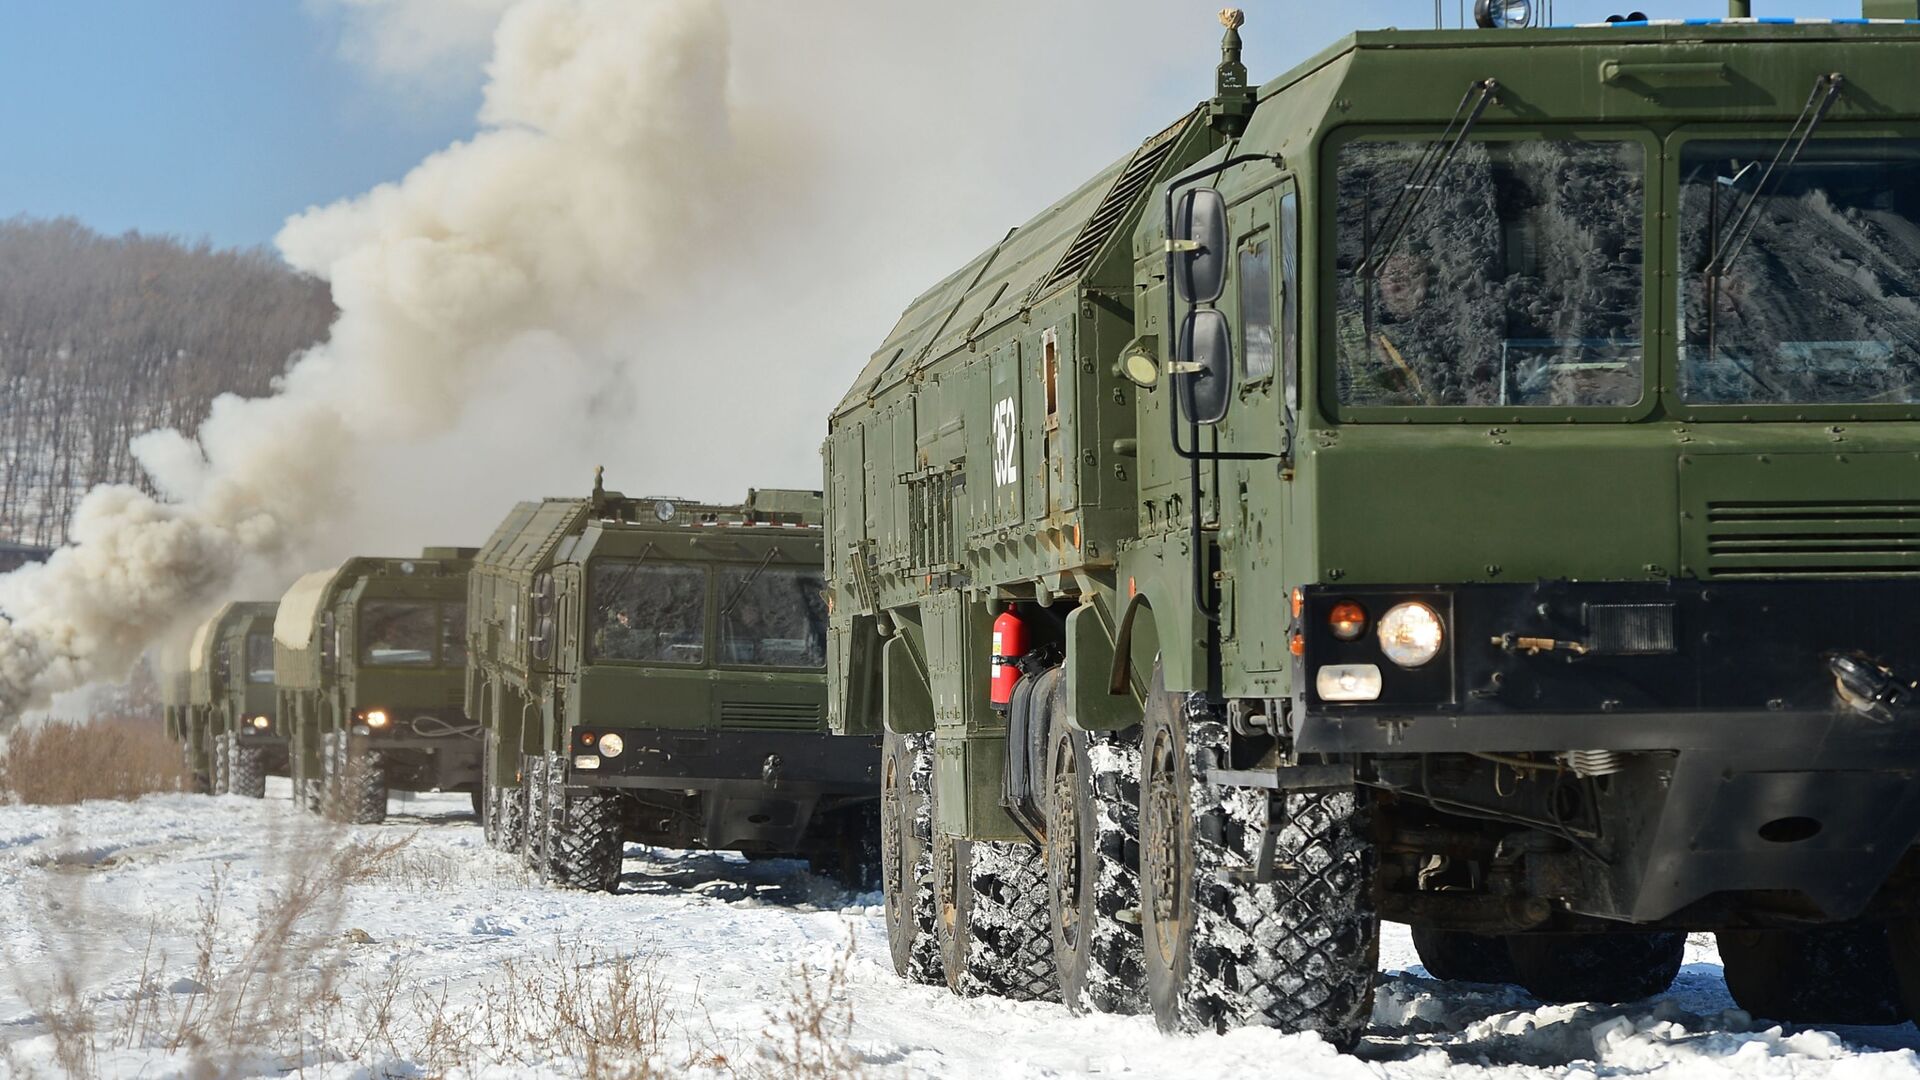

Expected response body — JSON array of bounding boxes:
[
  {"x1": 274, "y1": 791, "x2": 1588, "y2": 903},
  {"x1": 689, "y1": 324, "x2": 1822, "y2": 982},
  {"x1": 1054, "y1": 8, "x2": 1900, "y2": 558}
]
[{"x1": 991, "y1": 397, "x2": 1018, "y2": 486}]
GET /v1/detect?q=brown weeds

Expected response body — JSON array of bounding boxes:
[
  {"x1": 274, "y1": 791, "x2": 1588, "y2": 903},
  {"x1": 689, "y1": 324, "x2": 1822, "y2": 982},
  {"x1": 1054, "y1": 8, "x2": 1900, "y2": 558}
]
[{"x1": 0, "y1": 717, "x2": 186, "y2": 805}]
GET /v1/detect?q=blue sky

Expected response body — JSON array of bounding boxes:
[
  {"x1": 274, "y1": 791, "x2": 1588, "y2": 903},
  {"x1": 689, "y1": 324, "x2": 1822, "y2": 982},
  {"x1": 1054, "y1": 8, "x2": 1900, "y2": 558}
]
[{"x1": 0, "y1": 0, "x2": 1873, "y2": 251}]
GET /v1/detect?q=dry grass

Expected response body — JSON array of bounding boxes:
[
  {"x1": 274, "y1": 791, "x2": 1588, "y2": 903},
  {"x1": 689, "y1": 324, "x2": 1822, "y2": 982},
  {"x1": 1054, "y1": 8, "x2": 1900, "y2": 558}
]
[
  {"x1": 0, "y1": 717, "x2": 186, "y2": 805},
  {"x1": 750, "y1": 934, "x2": 877, "y2": 1080}
]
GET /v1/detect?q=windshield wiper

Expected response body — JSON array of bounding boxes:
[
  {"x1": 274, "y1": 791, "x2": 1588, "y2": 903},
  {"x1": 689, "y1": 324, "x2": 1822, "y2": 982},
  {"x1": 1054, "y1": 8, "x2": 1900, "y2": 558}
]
[
  {"x1": 718, "y1": 546, "x2": 782, "y2": 620},
  {"x1": 1707, "y1": 73, "x2": 1844, "y2": 280},
  {"x1": 1358, "y1": 78, "x2": 1499, "y2": 280},
  {"x1": 1702, "y1": 72, "x2": 1844, "y2": 397}
]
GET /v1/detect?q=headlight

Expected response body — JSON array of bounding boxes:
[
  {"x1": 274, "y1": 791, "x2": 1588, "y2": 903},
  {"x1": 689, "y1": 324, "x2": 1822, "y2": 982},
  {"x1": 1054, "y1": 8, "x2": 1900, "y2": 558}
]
[
  {"x1": 250, "y1": 715, "x2": 271, "y2": 730},
  {"x1": 1316, "y1": 664, "x2": 1383, "y2": 702},
  {"x1": 364, "y1": 709, "x2": 390, "y2": 729},
  {"x1": 1377, "y1": 602, "x2": 1445, "y2": 668},
  {"x1": 598, "y1": 733, "x2": 625, "y2": 758}
]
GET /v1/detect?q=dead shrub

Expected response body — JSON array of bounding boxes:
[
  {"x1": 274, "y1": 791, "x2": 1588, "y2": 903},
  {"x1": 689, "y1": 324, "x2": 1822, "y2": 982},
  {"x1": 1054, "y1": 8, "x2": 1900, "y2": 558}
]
[
  {"x1": 752, "y1": 934, "x2": 875, "y2": 1080},
  {"x1": 0, "y1": 717, "x2": 186, "y2": 805}
]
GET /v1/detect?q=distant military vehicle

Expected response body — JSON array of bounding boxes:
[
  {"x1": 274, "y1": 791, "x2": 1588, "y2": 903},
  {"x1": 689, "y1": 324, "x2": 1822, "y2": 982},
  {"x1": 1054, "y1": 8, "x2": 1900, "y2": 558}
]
[
  {"x1": 162, "y1": 602, "x2": 283, "y2": 796},
  {"x1": 274, "y1": 548, "x2": 481, "y2": 824},
  {"x1": 825, "y1": 5, "x2": 1920, "y2": 1042},
  {"x1": 466, "y1": 474, "x2": 881, "y2": 892}
]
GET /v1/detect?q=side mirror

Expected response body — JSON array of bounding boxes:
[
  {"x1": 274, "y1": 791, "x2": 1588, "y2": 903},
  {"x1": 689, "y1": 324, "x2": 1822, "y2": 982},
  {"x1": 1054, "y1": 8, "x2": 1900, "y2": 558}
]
[
  {"x1": 1176, "y1": 310, "x2": 1234, "y2": 425},
  {"x1": 1172, "y1": 188, "x2": 1229, "y2": 305}
]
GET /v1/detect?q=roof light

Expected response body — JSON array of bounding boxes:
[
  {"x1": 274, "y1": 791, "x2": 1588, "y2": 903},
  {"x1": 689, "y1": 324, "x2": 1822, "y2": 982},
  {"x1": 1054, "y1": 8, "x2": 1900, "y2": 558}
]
[{"x1": 1475, "y1": 0, "x2": 1536, "y2": 27}]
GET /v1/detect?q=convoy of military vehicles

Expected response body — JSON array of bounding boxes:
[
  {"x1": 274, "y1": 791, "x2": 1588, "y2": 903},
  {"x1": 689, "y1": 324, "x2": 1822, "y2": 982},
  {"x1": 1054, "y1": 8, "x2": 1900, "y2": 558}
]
[{"x1": 147, "y1": 1, "x2": 1920, "y2": 1051}]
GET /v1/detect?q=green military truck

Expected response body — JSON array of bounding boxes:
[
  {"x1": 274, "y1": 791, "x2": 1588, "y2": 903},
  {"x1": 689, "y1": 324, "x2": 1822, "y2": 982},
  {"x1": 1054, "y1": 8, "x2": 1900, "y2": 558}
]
[
  {"x1": 165, "y1": 602, "x2": 284, "y2": 797},
  {"x1": 466, "y1": 474, "x2": 881, "y2": 892},
  {"x1": 826, "y1": 5, "x2": 1920, "y2": 1043},
  {"x1": 274, "y1": 548, "x2": 481, "y2": 824}
]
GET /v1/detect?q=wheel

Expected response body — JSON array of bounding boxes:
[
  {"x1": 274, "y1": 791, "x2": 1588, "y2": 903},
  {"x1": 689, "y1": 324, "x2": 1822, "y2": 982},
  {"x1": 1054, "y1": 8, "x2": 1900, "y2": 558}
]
[
  {"x1": 288, "y1": 733, "x2": 317, "y2": 813},
  {"x1": 881, "y1": 730, "x2": 941, "y2": 985},
  {"x1": 211, "y1": 730, "x2": 231, "y2": 795},
  {"x1": 226, "y1": 733, "x2": 267, "y2": 799},
  {"x1": 521, "y1": 753, "x2": 549, "y2": 874},
  {"x1": 482, "y1": 733, "x2": 502, "y2": 847},
  {"x1": 495, "y1": 759, "x2": 527, "y2": 854},
  {"x1": 929, "y1": 768, "x2": 1059, "y2": 1001},
  {"x1": 348, "y1": 747, "x2": 388, "y2": 825},
  {"x1": 320, "y1": 732, "x2": 344, "y2": 817},
  {"x1": 809, "y1": 802, "x2": 883, "y2": 891},
  {"x1": 1040, "y1": 670, "x2": 1145, "y2": 1016},
  {"x1": 1719, "y1": 926, "x2": 1904, "y2": 1024},
  {"x1": 1139, "y1": 662, "x2": 1378, "y2": 1046},
  {"x1": 1412, "y1": 927, "x2": 1517, "y2": 985},
  {"x1": 1507, "y1": 932, "x2": 1685, "y2": 1004},
  {"x1": 545, "y1": 775, "x2": 624, "y2": 892},
  {"x1": 185, "y1": 740, "x2": 212, "y2": 796}
]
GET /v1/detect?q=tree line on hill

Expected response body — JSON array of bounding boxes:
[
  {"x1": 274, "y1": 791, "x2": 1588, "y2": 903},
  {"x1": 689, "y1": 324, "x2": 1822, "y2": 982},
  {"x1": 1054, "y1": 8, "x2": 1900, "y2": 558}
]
[{"x1": 0, "y1": 215, "x2": 335, "y2": 547}]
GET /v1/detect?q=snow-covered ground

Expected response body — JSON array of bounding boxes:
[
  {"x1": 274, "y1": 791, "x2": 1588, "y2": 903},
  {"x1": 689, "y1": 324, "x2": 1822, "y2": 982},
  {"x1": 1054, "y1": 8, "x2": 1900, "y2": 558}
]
[{"x1": 4, "y1": 786, "x2": 1920, "y2": 1079}]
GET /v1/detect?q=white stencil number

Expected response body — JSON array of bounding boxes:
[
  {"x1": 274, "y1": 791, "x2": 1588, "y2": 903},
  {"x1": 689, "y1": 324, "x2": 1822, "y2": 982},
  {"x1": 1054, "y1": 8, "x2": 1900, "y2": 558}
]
[{"x1": 991, "y1": 397, "x2": 1018, "y2": 486}]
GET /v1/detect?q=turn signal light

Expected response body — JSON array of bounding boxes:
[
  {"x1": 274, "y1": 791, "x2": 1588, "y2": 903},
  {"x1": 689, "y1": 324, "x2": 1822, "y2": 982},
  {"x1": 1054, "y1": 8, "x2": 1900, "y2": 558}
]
[{"x1": 1328, "y1": 601, "x2": 1368, "y2": 641}]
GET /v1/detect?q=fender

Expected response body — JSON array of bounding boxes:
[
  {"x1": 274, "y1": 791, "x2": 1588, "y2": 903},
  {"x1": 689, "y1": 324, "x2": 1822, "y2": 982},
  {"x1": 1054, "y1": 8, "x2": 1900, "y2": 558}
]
[{"x1": 883, "y1": 629, "x2": 935, "y2": 735}]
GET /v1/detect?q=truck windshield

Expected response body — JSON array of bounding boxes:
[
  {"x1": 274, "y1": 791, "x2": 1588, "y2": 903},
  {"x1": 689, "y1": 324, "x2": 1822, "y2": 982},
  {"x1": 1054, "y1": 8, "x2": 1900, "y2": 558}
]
[
  {"x1": 589, "y1": 561, "x2": 707, "y2": 664},
  {"x1": 361, "y1": 601, "x2": 436, "y2": 666},
  {"x1": 1333, "y1": 138, "x2": 1645, "y2": 408},
  {"x1": 246, "y1": 632, "x2": 274, "y2": 683},
  {"x1": 1679, "y1": 139, "x2": 1920, "y2": 405},
  {"x1": 717, "y1": 565, "x2": 827, "y2": 669}
]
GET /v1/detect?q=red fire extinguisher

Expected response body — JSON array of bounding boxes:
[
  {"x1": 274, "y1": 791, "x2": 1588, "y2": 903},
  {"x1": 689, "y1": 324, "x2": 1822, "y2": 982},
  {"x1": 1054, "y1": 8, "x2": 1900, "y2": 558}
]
[{"x1": 990, "y1": 607, "x2": 1027, "y2": 712}]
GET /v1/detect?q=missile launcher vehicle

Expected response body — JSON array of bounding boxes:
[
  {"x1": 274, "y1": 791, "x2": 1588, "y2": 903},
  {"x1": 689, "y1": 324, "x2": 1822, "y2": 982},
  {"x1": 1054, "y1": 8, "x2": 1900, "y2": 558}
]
[
  {"x1": 165, "y1": 602, "x2": 284, "y2": 797},
  {"x1": 274, "y1": 548, "x2": 480, "y2": 824},
  {"x1": 825, "y1": 4, "x2": 1920, "y2": 1042},
  {"x1": 466, "y1": 475, "x2": 881, "y2": 892}
]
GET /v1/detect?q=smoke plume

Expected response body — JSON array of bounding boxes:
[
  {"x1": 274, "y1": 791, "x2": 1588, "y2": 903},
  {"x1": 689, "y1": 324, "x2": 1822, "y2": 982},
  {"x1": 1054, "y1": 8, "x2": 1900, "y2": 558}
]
[{"x1": 0, "y1": 0, "x2": 1226, "y2": 719}]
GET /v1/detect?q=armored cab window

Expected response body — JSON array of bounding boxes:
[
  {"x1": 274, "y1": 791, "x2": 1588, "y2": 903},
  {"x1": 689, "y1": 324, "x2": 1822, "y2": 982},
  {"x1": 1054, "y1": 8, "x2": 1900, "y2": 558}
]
[
  {"x1": 1333, "y1": 138, "x2": 1645, "y2": 409},
  {"x1": 716, "y1": 565, "x2": 827, "y2": 669},
  {"x1": 1239, "y1": 235, "x2": 1275, "y2": 381},
  {"x1": 589, "y1": 561, "x2": 707, "y2": 664},
  {"x1": 1679, "y1": 138, "x2": 1920, "y2": 406},
  {"x1": 440, "y1": 602, "x2": 467, "y2": 669},
  {"x1": 246, "y1": 632, "x2": 274, "y2": 684},
  {"x1": 361, "y1": 601, "x2": 436, "y2": 666}
]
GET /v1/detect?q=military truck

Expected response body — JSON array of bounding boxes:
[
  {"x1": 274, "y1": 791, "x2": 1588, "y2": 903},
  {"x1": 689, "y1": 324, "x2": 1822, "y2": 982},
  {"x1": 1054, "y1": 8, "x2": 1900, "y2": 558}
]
[
  {"x1": 466, "y1": 474, "x2": 881, "y2": 892},
  {"x1": 274, "y1": 548, "x2": 481, "y2": 824},
  {"x1": 826, "y1": 5, "x2": 1920, "y2": 1043},
  {"x1": 164, "y1": 602, "x2": 284, "y2": 797}
]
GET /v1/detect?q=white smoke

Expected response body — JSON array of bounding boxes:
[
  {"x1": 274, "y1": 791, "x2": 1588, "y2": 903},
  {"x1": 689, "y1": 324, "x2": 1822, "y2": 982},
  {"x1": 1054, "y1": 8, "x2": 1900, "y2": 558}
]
[
  {"x1": 0, "y1": 0, "x2": 743, "y2": 717},
  {"x1": 0, "y1": 0, "x2": 1288, "y2": 720}
]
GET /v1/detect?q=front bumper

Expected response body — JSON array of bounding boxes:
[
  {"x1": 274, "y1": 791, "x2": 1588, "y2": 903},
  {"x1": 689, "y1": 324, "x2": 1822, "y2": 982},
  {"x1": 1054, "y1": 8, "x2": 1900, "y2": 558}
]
[
  {"x1": 1296, "y1": 579, "x2": 1920, "y2": 923},
  {"x1": 566, "y1": 726, "x2": 881, "y2": 795}
]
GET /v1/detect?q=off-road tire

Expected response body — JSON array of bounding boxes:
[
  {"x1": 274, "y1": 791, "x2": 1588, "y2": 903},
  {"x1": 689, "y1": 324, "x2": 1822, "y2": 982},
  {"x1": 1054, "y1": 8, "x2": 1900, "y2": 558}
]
[
  {"x1": 522, "y1": 753, "x2": 550, "y2": 875},
  {"x1": 545, "y1": 774, "x2": 625, "y2": 892},
  {"x1": 1412, "y1": 927, "x2": 1518, "y2": 985},
  {"x1": 929, "y1": 773, "x2": 1059, "y2": 1001},
  {"x1": 211, "y1": 732, "x2": 230, "y2": 795},
  {"x1": 288, "y1": 736, "x2": 319, "y2": 813},
  {"x1": 1041, "y1": 669, "x2": 1145, "y2": 1016},
  {"x1": 343, "y1": 743, "x2": 388, "y2": 825},
  {"x1": 186, "y1": 741, "x2": 212, "y2": 796},
  {"x1": 320, "y1": 732, "x2": 345, "y2": 818},
  {"x1": 494, "y1": 767, "x2": 528, "y2": 854},
  {"x1": 1719, "y1": 926, "x2": 1904, "y2": 1024},
  {"x1": 882, "y1": 730, "x2": 941, "y2": 985},
  {"x1": 1140, "y1": 662, "x2": 1378, "y2": 1047},
  {"x1": 225, "y1": 732, "x2": 267, "y2": 799},
  {"x1": 1508, "y1": 931, "x2": 1685, "y2": 1004}
]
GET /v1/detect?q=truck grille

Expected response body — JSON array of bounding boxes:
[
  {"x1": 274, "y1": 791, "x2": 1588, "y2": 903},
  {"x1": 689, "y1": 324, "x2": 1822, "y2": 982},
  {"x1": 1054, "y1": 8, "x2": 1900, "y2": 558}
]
[
  {"x1": 719, "y1": 701, "x2": 823, "y2": 731},
  {"x1": 1705, "y1": 500, "x2": 1920, "y2": 579}
]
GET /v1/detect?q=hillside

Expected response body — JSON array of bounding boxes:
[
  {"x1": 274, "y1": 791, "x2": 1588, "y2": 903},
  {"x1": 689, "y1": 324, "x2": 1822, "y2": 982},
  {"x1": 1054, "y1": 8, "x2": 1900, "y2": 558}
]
[{"x1": 0, "y1": 216, "x2": 335, "y2": 546}]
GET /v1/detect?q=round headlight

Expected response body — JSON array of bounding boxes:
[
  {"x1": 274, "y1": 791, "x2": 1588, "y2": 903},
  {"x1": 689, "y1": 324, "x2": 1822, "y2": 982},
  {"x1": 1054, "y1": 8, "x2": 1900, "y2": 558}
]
[
  {"x1": 364, "y1": 709, "x2": 390, "y2": 729},
  {"x1": 1474, "y1": 0, "x2": 1534, "y2": 28},
  {"x1": 1377, "y1": 602, "x2": 1445, "y2": 668},
  {"x1": 598, "y1": 733, "x2": 625, "y2": 758},
  {"x1": 251, "y1": 715, "x2": 271, "y2": 730}
]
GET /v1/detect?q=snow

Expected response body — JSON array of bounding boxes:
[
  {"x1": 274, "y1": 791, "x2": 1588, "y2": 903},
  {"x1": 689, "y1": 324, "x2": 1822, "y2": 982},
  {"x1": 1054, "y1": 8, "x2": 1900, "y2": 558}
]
[{"x1": 4, "y1": 787, "x2": 1920, "y2": 1078}]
